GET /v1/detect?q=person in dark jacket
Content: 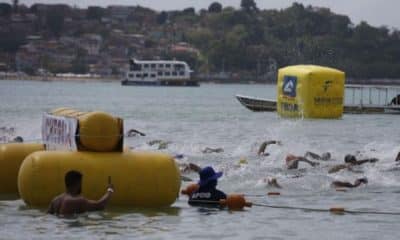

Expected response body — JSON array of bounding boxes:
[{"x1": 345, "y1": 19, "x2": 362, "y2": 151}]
[{"x1": 188, "y1": 166, "x2": 226, "y2": 207}]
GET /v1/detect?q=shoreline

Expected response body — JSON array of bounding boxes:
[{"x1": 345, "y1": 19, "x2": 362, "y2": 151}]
[{"x1": 1, "y1": 76, "x2": 400, "y2": 86}]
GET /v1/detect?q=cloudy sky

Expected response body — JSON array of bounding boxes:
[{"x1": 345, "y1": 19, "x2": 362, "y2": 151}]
[{"x1": 18, "y1": 0, "x2": 400, "y2": 29}]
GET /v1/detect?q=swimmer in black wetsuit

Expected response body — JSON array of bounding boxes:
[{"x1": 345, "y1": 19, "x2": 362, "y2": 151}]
[
  {"x1": 285, "y1": 154, "x2": 320, "y2": 169},
  {"x1": 126, "y1": 129, "x2": 146, "y2": 137},
  {"x1": 257, "y1": 141, "x2": 281, "y2": 156},
  {"x1": 12, "y1": 136, "x2": 23, "y2": 143},
  {"x1": 328, "y1": 154, "x2": 378, "y2": 174},
  {"x1": 202, "y1": 147, "x2": 224, "y2": 154},
  {"x1": 332, "y1": 178, "x2": 368, "y2": 188},
  {"x1": 389, "y1": 94, "x2": 400, "y2": 105},
  {"x1": 305, "y1": 151, "x2": 331, "y2": 161},
  {"x1": 188, "y1": 166, "x2": 226, "y2": 207}
]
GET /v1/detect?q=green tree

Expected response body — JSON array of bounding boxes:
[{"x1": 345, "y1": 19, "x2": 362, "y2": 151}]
[
  {"x1": 157, "y1": 11, "x2": 168, "y2": 24},
  {"x1": 0, "y1": 30, "x2": 25, "y2": 52},
  {"x1": 86, "y1": 6, "x2": 105, "y2": 21},
  {"x1": 208, "y1": 2, "x2": 222, "y2": 13},
  {"x1": 240, "y1": 0, "x2": 258, "y2": 12},
  {"x1": 0, "y1": 3, "x2": 12, "y2": 17},
  {"x1": 183, "y1": 7, "x2": 195, "y2": 15},
  {"x1": 46, "y1": 7, "x2": 65, "y2": 38},
  {"x1": 71, "y1": 48, "x2": 88, "y2": 74}
]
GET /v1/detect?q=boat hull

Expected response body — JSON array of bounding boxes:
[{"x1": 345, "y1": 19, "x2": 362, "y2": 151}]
[
  {"x1": 121, "y1": 79, "x2": 199, "y2": 87},
  {"x1": 236, "y1": 95, "x2": 276, "y2": 112},
  {"x1": 236, "y1": 95, "x2": 400, "y2": 114}
]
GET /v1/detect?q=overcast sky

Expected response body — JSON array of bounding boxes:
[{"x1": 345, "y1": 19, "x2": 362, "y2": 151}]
[{"x1": 18, "y1": 0, "x2": 400, "y2": 29}]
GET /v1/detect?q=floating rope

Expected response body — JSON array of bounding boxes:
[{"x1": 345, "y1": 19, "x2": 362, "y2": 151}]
[{"x1": 252, "y1": 202, "x2": 400, "y2": 216}]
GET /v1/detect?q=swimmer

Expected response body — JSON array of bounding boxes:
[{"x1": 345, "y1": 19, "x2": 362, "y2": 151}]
[
  {"x1": 395, "y1": 152, "x2": 400, "y2": 162},
  {"x1": 202, "y1": 147, "x2": 224, "y2": 154},
  {"x1": 257, "y1": 141, "x2": 281, "y2": 156},
  {"x1": 173, "y1": 154, "x2": 202, "y2": 175},
  {"x1": 304, "y1": 151, "x2": 331, "y2": 161},
  {"x1": 188, "y1": 166, "x2": 226, "y2": 207},
  {"x1": 328, "y1": 154, "x2": 378, "y2": 174},
  {"x1": 147, "y1": 140, "x2": 171, "y2": 150},
  {"x1": 389, "y1": 94, "x2": 400, "y2": 105},
  {"x1": 47, "y1": 170, "x2": 114, "y2": 216},
  {"x1": 263, "y1": 177, "x2": 282, "y2": 188},
  {"x1": 285, "y1": 154, "x2": 319, "y2": 169},
  {"x1": 126, "y1": 129, "x2": 146, "y2": 137},
  {"x1": 179, "y1": 162, "x2": 202, "y2": 174},
  {"x1": 332, "y1": 177, "x2": 368, "y2": 188},
  {"x1": 344, "y1": 154, "x2": 379, "y2": 165},
  {"x1": 11, "y1": 136, "x2": 23, "y2": 143}
]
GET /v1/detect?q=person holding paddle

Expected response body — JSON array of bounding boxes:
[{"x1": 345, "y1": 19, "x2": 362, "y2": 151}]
[{"x1": 47, "y1": 170, "x2": 114, "y2": 217}]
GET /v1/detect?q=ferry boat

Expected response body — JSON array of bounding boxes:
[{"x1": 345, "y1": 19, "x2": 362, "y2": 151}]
[{"x1": 121, "y1": 59, "x2": 199, "y2": 87}]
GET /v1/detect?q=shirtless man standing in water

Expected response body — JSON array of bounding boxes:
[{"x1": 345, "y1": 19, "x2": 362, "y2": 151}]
[{"x1": 48, "y1": 170, "x2": 114, "y2": 216}]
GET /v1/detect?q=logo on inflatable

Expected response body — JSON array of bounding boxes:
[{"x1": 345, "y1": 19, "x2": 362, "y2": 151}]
[
  {"x1": 282, "y1": 76, "x2": 297, "y2": 98},
  {"x1": 323, "y1": 80, "x2": 333, "y2": 92}
]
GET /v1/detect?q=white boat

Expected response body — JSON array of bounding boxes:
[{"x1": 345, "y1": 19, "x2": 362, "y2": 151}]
[{"x1": 121, "y1": 59, "x2": 199, "y2": 87}]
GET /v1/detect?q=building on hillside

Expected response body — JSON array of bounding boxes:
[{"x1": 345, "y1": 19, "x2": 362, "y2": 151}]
[
  {"x1": 79, "y1": 34, "x2": 102, "y2": 56},
  {"x1": 107, "y1": 5, "x2": 135, "y2": 22}
]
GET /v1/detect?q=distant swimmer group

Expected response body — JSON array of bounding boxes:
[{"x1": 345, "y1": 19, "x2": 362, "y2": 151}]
[{"x1": 42, "y1": 134, "x2": 399, "y2": 217}]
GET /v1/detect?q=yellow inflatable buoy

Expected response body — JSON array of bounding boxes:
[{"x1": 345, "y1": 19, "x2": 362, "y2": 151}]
[
  {"x1": 18, "y1": 150, "x2": 181, "y2": 208},
  {"x1": 0, "y1": 143, "x2": 44, "y2": 197},
  {"x1": 50, "y1": 108, "x2": 123, "y2": 152},
  {"x1": 277, "y1": 65, "x2": 345, "y2": 119}
]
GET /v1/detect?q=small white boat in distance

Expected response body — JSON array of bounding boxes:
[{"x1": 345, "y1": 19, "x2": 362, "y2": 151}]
[{"x1": 121, "y1": 59, "x2": 199, "y2": 87}]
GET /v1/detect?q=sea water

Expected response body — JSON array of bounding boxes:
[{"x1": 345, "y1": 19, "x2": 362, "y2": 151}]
[{"x1": 0, "y1": 80, "x2": 399, "y2": 240}]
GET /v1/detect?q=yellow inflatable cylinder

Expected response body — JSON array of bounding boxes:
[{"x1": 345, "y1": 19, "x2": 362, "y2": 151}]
[
  {"x1": 18, "y1": 151, "x2": 181, "y2": 208},
  {"x1": 50, "y1": 108, "x2": 123, "y2": 152},
  {"x1": 277, "y1": 65, "x2": 345, "y2": 118},
  {"x1": 0, "y1": 143, "x2": 44, "y2": 197}
]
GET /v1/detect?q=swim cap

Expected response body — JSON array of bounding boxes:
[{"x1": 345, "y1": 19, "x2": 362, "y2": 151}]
[{"x1": 344, "y1": 154, "x2": 356, "y2": 163}]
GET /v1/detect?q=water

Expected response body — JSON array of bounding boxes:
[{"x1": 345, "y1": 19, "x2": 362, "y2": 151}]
[{"x1": 0, "y1": 80, "x2": 399, "y2": 239}]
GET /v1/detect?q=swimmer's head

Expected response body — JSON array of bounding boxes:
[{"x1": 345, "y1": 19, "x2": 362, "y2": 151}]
[
  {"x1": 65, "y1": 170, "x2": 82, "y2": 194},
  {"x1": 13, "y1": 136, "x2": 23, "y2": 143},
  {"x1": 356, "y1": 177, "x2": 368, "y2": 185},
  {"x1": 359, "y1": 177, "x2": 368, "y2": 184},
  {"x1": 344, "y1": 154, "x2": 357, "y2": 163},
  {"x1": 321, "y1": 152, "x2": 331, "y2": 160}
]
